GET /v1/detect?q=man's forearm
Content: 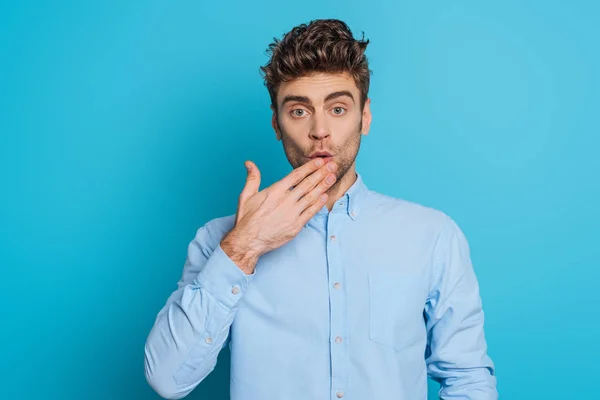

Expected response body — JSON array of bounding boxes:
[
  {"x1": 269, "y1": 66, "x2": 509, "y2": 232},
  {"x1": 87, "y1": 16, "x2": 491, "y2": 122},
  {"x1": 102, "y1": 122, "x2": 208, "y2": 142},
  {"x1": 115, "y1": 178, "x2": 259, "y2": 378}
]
[{"x1": 145, "y1": 230, "x2": 254, "y2": 399}]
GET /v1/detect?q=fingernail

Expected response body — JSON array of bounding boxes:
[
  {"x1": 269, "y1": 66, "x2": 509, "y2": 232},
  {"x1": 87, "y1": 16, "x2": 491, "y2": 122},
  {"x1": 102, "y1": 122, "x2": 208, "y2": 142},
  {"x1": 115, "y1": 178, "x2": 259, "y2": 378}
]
[
  {"x1": 326, "y1": 175, "x2": 335, "y2": 184},
  {"x1": 315, "y1": 158, "x2": 324, "y2": 166},
  {"x1": 327, "y1": 162, "x2": 336, "y2": 171}
]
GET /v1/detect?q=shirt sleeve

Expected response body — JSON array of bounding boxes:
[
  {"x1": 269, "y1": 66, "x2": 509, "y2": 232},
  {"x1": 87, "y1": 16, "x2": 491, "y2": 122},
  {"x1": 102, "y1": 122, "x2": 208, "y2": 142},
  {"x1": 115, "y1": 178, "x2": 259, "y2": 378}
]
[
  {"x1": 424, "y1": 216, "x2": 498, "y2": 399},
  {"x1": 144, "y1": 221, "x2": 254, "y2": 399}
]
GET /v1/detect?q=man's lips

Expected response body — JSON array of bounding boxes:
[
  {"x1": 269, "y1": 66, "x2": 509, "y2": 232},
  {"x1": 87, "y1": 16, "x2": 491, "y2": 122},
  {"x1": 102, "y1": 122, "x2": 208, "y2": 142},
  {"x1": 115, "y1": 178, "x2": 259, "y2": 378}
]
[
  {"x1": 309, "y1": 151, "x2": 333, "y2": 158},
  {"x1": 307, "y1": 154, "x2": 334, "y2": 164}
]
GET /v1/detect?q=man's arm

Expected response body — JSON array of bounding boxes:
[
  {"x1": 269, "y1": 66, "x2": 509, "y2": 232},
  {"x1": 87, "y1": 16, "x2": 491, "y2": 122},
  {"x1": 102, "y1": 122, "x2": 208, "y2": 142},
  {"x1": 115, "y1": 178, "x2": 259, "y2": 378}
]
[
  {"x1": 144, "y1": 221, "x2": 254, "y2": 399},
  {"x1": 425, "y1": 216, "x2": 498, "y2": 399},
  {"x1": 144, "y1": 158, "x2": 338, "y2": 399}
]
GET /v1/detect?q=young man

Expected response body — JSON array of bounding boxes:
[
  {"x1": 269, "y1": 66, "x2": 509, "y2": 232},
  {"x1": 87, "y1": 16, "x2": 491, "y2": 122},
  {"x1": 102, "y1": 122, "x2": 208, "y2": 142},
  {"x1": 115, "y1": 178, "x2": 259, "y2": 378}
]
[{"x1": 144, "y1": 19, "x2": 497, "y2": 400}]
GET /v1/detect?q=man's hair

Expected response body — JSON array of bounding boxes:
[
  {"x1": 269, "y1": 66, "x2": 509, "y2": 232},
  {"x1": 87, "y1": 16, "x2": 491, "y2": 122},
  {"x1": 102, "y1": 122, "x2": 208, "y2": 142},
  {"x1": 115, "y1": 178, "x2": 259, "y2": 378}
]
[{"x1": 260, "y1": 19, "x2": 371, "y2": 113}]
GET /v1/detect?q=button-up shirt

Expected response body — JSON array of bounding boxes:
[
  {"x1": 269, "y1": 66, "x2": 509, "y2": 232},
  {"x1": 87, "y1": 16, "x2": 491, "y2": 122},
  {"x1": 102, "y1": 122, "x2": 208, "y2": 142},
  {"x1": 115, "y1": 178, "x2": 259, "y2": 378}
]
[{"x1": 144, "y1": 173, "x2": 497, "y2": 399}]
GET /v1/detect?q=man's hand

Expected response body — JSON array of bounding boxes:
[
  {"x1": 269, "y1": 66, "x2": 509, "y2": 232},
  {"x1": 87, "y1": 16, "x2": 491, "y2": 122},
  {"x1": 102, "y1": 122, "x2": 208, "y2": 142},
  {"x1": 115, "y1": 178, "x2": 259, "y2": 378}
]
[{"x1": 220, "y1": 158, "x2": 338, "y2": 274}]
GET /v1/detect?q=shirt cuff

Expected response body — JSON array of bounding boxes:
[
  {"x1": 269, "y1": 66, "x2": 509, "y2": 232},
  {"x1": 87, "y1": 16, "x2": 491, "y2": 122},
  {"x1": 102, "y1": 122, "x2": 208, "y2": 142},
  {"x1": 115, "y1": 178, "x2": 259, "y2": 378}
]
[{"x1": 194, "y1": 244, "x2": 255, "y2": 309}]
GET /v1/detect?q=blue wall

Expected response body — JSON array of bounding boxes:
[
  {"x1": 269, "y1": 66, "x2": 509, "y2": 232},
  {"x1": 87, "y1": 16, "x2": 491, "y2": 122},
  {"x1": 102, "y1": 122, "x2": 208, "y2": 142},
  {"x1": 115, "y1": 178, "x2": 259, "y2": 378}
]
[{"x1": 1, "y1": 1, "x2": 598, "y2": 399}]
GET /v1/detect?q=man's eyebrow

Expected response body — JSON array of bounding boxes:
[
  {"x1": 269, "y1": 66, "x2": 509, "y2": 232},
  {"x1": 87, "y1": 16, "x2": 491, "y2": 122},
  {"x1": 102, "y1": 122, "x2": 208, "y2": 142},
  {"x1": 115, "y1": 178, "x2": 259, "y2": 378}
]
[
  {"x1": 280, "y1": 91, "x2": 355, "y2": 108},
  {"x1": 324, "y1": 90, "x2": 355, "y2": 103},
  {"x1": 281, "y1": 95, "x2": 312, "y2": 107}
]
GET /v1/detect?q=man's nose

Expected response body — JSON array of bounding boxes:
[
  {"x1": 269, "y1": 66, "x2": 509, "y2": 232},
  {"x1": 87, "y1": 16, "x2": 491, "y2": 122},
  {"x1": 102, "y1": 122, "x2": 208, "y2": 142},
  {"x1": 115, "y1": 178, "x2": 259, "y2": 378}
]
[{"x1": 310, "y1": 111, "x2": 331, "y2": 140}]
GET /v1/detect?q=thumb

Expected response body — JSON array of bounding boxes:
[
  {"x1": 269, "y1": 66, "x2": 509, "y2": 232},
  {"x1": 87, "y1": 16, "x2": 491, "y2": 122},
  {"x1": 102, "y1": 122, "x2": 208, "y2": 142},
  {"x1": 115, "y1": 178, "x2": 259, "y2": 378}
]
[{"x1": 240, "y1": 160, "x2": 261, "y2": 201}]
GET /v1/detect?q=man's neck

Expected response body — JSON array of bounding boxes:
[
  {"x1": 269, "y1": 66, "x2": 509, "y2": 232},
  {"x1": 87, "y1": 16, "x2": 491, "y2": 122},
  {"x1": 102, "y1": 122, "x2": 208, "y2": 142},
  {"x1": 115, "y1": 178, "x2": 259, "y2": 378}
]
[{"x1": 324, "y1": 169, "x2": 358, "y2": 211}]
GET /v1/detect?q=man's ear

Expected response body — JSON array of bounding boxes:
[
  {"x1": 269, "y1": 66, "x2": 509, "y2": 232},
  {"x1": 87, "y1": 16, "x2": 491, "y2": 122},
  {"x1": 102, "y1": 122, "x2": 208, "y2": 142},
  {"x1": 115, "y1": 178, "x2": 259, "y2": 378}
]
[
  {"x1": 361, "y1": 98, "x2": 372, "y2": 136},
  {"x1": 271, "y1": 104, "x2": 281, "y2": 141}
]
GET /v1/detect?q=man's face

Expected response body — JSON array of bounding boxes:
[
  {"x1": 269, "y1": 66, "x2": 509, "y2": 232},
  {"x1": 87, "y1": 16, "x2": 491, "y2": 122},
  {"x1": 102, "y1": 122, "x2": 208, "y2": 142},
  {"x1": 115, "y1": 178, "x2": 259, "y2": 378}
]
[{"x1": 271, "y1": 72, "x2": 372, "y2": 191}]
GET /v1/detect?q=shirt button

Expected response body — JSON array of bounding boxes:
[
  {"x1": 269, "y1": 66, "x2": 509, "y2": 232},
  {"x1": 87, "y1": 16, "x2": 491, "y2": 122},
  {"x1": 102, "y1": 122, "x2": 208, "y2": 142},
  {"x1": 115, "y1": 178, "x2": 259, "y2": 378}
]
[
  {"x1": 350, "y1": 210, "x2": 356, "y2": 217},
  {"x1": 330, "y1": 235, "x2": 336, "y2": 241},
  {"x1": 335, "y1": 336, "x2": 343, "y2": 344},
  {"x1": 205, "y1": 337, "x2": 213, "y2": 344},
  {"x1": 333, "y1": 282, "x2": 341, "y2": 289},
  {"x1": 231, "y1": 286, "x2": 240, "y2": 295},
  {"x1": 336, "y1": 391, "x2": 344, "y2": 398}
]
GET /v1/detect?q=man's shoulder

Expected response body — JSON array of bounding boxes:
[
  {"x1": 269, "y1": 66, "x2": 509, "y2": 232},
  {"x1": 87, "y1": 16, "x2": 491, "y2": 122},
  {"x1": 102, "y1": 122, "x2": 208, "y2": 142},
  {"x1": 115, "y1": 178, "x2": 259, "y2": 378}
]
[
  {"x1": 367, "y1": 190, "x2": 449, "y2": 221},
  {"x1": 365, "y1": 189, "x2": 454, "y2": 234}
]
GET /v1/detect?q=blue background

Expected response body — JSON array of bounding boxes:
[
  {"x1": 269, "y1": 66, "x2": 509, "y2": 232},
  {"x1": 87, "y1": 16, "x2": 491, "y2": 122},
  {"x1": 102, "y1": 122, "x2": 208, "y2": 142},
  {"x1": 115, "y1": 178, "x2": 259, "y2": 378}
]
[{"x1": 1, "y1": 1, "x2": 598, "y2": 399}]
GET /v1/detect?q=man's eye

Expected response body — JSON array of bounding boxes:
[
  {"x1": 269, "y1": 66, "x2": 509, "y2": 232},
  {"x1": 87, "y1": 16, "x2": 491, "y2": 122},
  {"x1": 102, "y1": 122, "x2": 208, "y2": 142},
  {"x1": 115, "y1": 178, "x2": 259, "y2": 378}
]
[
  {"x1": 332, "y1": 107, "x2": 346, "y2": 115},
  {"x1": 292, "y1": 109, "x2": 306, "y2": 117}
]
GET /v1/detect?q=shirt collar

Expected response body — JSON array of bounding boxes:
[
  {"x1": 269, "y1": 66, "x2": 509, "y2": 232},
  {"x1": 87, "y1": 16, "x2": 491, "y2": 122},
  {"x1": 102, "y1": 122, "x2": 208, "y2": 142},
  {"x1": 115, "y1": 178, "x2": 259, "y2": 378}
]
[{"x1": 323, "y1": 171, "x2": 368, "y2": 221}]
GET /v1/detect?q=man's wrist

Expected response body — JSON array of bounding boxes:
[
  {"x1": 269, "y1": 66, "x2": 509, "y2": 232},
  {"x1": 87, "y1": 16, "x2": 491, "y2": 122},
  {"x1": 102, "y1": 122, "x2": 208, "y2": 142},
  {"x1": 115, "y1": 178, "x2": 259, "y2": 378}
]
[{"x1": 220, "y1": 230, "x2": 261, "y2": 275}]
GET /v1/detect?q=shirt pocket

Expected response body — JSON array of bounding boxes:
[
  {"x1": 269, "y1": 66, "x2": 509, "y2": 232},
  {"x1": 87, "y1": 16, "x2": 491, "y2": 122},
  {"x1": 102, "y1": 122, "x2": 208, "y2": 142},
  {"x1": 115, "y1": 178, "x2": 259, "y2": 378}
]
[{"x1": 367, "y1": 267, "x2": 427, "y2": 352}]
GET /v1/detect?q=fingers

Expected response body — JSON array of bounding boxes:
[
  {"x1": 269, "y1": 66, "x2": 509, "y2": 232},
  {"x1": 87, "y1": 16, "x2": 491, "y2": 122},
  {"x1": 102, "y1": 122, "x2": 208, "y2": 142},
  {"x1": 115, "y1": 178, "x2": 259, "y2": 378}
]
[
  {"x1": 239, "y1": 160, "x2": 261, "y2": 204},
  {"x1": 298, "y1": 192, "x2": 329, "y2": 226},
  {"x1": 290, "y1": 161, "x2": 337, "y2": 200},
  {"x1": 296, "y1": 169, "x2": 336, "y2": 211},
  {"x1": 274, "y1": 158, "x2": 326, "y2": 193}
]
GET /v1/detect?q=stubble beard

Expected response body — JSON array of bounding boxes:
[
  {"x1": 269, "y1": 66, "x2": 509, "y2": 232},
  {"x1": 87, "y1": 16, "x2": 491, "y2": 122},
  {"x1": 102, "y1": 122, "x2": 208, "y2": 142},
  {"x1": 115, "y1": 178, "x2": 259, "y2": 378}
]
[{"x1": 279, "y1": 119, "x2": 363, "y2": 196}]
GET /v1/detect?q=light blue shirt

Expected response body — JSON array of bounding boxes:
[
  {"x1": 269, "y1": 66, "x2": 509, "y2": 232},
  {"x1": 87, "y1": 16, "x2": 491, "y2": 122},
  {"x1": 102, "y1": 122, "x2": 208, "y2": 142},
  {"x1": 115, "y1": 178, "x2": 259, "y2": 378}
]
[{"x1": 144, "y1": 173, "x2": 497, "y2": 399}]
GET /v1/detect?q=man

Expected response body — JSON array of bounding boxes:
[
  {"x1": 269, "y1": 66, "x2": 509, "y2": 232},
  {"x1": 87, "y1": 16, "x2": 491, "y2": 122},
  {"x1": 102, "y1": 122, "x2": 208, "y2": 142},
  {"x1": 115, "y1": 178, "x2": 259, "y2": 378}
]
[{"x1": 144, "y1": 19, "x2": 497, "y2": 400}]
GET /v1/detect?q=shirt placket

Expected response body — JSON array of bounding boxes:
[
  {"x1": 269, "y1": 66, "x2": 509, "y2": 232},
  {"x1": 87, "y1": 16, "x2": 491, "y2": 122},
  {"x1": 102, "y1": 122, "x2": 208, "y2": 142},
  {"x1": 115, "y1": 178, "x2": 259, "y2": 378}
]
[{"x1": 326, "y1": 211, "x2": 349, "y2": 399}]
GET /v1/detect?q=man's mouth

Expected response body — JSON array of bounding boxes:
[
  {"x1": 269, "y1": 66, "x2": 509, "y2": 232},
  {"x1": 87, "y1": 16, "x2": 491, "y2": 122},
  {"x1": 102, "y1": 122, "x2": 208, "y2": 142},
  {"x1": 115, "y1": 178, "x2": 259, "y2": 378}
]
[
  {"x1": 307, "y1": 154, "x2": 334, "y2": 166},
  {"x1": 309, "y1": 151, "x2": 333, "y2": 159}
]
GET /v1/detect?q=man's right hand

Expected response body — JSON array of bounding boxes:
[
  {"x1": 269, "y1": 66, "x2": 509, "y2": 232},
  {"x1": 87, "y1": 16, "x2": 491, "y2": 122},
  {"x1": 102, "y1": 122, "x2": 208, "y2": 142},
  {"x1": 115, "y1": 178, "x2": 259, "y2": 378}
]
[{"x1": 220, "y1": 158, "x2": 338, "y2": 274}]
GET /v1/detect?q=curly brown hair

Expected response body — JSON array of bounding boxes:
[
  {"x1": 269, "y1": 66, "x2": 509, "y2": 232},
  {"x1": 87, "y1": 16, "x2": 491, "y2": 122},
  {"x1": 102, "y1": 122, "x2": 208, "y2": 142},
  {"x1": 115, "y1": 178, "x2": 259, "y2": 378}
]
[{"x1": 260, "y1": 19, "x2": 371, "y2": 113}]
